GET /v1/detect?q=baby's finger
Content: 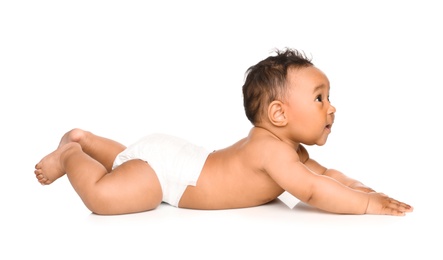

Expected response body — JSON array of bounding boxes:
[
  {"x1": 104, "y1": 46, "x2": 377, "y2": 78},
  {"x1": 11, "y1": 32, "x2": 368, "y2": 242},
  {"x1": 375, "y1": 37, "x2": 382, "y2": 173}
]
[
  {"x1": 390, "y1": 198, "x2": 413, "y2": 211},
  {"x1": 388, "y1": 209, "x2": 406, "y2": 216},
  {"x1": 398, "y1": 202, "x2": 413, "y2": 212},
  {"x1": 388, "y1": 200, "x2": 412, "y2": 214}
]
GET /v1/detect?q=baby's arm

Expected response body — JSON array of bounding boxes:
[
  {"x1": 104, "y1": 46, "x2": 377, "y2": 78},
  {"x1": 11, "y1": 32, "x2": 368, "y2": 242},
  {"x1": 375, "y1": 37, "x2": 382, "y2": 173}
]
[
  {"x1": 267, "y1": 143, "x2": 412, "y2": 215},
  {"x1": 307, "y1": 161, "x2": 375, "y2": 193},
  {"x1": 298, "y1": 145, "x2": 374, "y2": 193},
  {"x1": 305, "y1": 160, "x2": 413, "y2": 215}
]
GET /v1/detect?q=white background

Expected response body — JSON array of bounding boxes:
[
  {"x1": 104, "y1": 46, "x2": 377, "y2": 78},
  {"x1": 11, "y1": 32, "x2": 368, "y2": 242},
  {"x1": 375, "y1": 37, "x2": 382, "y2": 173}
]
[{"x1": 1, "y1": 1, "x2": 441, "y2": 259}]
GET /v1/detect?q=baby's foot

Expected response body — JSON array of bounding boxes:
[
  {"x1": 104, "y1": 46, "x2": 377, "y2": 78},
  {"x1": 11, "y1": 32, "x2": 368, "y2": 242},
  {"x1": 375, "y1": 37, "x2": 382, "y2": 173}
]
[{"x1": 34, "y1": 143, "x2": 75, "y2": 185}]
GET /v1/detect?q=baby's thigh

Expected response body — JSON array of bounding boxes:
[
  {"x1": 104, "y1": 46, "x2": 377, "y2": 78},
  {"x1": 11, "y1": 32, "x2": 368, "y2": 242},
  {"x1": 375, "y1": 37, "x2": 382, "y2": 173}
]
[{"x1": 94, "y1": 159, "x2": 163, "y2": 215}]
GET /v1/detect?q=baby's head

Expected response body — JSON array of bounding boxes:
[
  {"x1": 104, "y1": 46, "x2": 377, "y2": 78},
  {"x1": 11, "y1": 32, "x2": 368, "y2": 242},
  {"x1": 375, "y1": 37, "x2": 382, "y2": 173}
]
[{"x1": 242, "y1": 48, "x2": 313, "y2": 125}]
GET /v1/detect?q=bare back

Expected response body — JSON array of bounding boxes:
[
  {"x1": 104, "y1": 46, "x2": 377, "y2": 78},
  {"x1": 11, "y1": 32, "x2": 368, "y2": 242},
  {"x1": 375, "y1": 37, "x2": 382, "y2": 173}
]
[{"x1": 179, "y1": 128, "x2": 290, "y2": 209}]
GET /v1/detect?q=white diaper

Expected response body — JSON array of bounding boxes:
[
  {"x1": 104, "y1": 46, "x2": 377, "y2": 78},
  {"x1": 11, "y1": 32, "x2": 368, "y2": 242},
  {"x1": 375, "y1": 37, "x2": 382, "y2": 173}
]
[{"x1": 112, "y1": 134, "x2": 210, "y2": 207}]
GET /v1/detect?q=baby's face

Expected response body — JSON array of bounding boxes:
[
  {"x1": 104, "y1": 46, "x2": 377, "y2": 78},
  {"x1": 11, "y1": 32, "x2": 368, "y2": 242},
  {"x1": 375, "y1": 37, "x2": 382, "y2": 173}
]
[{"x1": 283, "y1": 66, "x2": 336, "y2": 146}]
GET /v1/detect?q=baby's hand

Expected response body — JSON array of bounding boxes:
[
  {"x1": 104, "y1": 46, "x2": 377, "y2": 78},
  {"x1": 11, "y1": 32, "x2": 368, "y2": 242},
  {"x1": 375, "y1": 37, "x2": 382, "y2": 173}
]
[{"x1": 365, "y1": 192, "x2": 413, "y2": 216}]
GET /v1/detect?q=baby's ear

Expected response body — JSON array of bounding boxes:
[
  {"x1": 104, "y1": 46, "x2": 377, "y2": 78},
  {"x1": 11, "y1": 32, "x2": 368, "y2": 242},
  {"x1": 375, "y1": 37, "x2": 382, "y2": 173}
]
[{"x1": 267, "y1": 101, "x2": 287, "y2": 127}]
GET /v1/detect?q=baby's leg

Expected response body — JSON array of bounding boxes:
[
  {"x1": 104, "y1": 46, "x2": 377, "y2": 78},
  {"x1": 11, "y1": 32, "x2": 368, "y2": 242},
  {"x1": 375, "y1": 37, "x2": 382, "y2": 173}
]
[
  {"x1": 35, "y1": 142, "x2": 162, "y2": 214},
  {"x1": 58, "y1": 128, "x2": 126, "y2": 172},
  {"x1": 35, "y1": 128, "x2": 126, "y2": 185}
]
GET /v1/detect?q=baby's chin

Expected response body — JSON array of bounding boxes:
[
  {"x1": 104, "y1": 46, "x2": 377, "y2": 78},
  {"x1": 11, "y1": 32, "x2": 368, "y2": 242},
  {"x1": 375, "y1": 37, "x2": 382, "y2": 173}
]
[
  {"x1": 303, "y1": 140, "x2": 327, "y2": 146},
  {"x1": 301, "y1": 135, "x2": 330, "y2": 146},
  {"x1": 315, "y1": 138, "x2": 329, "y2": 146}
]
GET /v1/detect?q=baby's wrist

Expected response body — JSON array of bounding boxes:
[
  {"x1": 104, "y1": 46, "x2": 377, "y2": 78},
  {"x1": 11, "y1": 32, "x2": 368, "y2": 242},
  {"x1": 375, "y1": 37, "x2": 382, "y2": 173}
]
[{"x1": 362, "y1": 193, "x2": 371, "y2": 214}]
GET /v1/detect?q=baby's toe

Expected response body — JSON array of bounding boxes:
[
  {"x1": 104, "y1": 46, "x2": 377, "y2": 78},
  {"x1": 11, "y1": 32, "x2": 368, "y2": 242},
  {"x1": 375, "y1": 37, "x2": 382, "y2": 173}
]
[
  {"x1": 35, "y1": 162, "x2": 41, "y2": 169},
  {"x1": 39, "y1": 176, "x2": 49, "y2": 184},
  {"x1": 34, "y1": 168, "x2": 42, "y2": 176}
]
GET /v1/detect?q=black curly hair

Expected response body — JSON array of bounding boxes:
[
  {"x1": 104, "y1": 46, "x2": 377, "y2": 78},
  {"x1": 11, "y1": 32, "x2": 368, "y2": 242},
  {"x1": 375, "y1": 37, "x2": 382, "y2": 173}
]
[{"x1": 242, "y1": 48, "x2": 313, "y2": 125}]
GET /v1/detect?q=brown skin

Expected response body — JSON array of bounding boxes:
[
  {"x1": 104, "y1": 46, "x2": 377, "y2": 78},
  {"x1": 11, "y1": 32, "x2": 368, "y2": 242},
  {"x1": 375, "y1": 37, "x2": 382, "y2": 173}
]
[{"x1": 34, "y1": 66, "x2": 413, "y2": 216}]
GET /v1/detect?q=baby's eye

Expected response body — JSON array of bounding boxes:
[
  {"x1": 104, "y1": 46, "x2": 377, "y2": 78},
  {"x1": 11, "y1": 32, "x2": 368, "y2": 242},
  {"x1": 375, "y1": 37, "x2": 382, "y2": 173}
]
[{"x1": 315, "y1": 95, "x2": 323, "y2": 102}]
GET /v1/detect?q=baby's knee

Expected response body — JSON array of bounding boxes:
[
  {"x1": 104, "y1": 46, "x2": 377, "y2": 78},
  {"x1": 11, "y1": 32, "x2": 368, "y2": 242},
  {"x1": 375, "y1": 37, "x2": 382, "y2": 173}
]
[
  {"x1": 82, "y1": 186, "x2": 160, "y2": 215},
  {"x1": 83, "y1": 189, "x2": 116, "y2": 215},
  {"x1": 67, "y1": 128, "x2": 87, "y2": 142}
]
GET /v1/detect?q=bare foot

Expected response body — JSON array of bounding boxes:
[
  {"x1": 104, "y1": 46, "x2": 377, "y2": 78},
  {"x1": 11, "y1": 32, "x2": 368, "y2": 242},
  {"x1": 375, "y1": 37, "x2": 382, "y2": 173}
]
[{"x1": 34, "y1": 143, "x2": 78, "y2": 185}]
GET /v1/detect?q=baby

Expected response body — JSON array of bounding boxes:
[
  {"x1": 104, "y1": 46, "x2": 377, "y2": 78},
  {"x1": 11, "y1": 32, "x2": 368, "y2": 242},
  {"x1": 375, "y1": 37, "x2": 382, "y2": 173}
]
[{"x1": 34, "y1": 48, "x2": 413, "y2": 216}]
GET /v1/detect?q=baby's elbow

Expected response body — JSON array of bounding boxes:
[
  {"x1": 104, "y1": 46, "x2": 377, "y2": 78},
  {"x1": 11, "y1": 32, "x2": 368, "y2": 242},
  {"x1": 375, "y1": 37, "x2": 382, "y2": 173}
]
[
  {"x1": 303, "y1": 193, "x2": 314, "y2": 205},
  {"x1": 297, "y1": 187, "x2": 315, "y2": 205}
]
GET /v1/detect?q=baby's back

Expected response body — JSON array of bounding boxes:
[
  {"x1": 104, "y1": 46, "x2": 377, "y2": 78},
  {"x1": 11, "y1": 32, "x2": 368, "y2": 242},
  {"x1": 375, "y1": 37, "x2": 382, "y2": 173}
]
[{"x1": 178, "y1": 133, "x2": 285, "y2": 209}]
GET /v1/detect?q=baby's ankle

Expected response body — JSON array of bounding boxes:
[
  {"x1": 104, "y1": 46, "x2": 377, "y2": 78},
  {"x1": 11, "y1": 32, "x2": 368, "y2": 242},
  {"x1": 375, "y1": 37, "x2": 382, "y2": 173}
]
[{"x1": 60, "y1": 142, "x2": 82, "y2": 163}]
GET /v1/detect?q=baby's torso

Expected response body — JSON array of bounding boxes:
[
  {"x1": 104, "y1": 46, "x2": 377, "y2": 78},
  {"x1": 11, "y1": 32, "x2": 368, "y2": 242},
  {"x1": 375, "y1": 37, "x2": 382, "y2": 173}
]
[{"x1": 178, "y1": 138, "x2": 285, "y2": 209}]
